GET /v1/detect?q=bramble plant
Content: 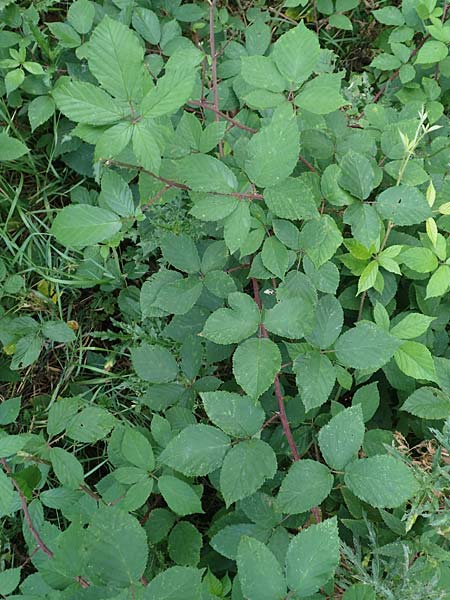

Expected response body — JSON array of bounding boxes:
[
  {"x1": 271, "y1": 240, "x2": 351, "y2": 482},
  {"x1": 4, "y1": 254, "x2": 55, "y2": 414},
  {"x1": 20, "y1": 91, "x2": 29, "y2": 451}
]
[{"x1": 1, "y1": 0, "x2": 450, "y2": 598}]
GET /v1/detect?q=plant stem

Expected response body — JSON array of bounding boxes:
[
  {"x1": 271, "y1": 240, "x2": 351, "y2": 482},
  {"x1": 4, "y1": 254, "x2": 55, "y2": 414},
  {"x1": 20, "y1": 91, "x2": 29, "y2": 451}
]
[
  {"x1": 190, "y1": 99, "x2": 257, "y2": 133},
  {"x1": 103, "y1": 160, "x2": 264, "y2": 200},
  {"x1": 0, "y1": 458, "x2": 90, "y2": 589},
  {"x1": 250, "y1": 278, "x2": 300, "y2": 462},
  {"x1": 209, "y1": 0, "x2": 223, "y2": 157}
]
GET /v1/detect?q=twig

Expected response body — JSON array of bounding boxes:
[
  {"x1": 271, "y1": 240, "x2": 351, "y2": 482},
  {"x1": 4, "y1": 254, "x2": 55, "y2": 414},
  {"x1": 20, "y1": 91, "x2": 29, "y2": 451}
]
[
  {"x1": 1, "y1": 458, "x2": 53, "y2": 558},
  {"x1": 373, "y1": 36, "x2": 429, "y2": 103},
  {"x1": 250, "y1": 278, "x2": 322, "y2": 524},
  {"x1": 103, "y1": 159, "x2": 264, "y2": 201},
  {"x1": 298, "y1": 154, "x2": 318, "y2": 174},
  {"x1": 141, "y1": 184, "x2": 170, "y2": 211},
  {"x1": 1, "y1": 458, "x2": 90, "y2": 588},
  {"x1": 209, "y1": 0, "x2": 223, "y2": 157},
  {"x1": 189, "y1": 99, "x2": 257, "y2": 133},
  {"x1": 251, "y1": 278, "x2": 300, "y2": 461}
]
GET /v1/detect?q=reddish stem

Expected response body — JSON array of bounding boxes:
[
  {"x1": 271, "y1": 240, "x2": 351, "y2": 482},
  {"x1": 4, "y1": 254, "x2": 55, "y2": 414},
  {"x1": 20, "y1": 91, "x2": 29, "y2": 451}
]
[
  {"x1": 1, "y1": 458, "x2": 53, "y2": 558},
  {"x1": 250, "y1": 278, "x2": 300, "y2": 461},
  {"x1": 190, "y1": 99, "x2": 257, "y2": 134},
  {"x1": 209, "y1": 0, "x2": 224, "y2": 157},
  {"x1": 1, "y1": 458, "x2": 91, "y2": 588},
  {"x1": 250, "y1": 279, "x2": 321, "y2": 523},
  {"x1": 373, "y1": 36, "x2": 428, "y2": 103}
]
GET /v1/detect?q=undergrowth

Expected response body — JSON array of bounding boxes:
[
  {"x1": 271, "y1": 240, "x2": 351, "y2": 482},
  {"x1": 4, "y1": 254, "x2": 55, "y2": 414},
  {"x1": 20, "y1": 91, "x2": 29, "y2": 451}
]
[{"x1": 1, "y1": 0, "x2": 450, "y2": 598}]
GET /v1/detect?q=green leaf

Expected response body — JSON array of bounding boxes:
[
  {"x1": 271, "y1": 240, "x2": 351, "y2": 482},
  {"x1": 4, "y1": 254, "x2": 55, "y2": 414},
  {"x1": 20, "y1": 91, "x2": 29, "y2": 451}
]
[
  {"x1": 329, "y1": 13, "x2": 353, "y2": 30},
  {"x1": 132, "y1": 7, "x2": 161, "y2": 44},
  {"x1": 131, "y1": 343, "x2": 178, "y2": 383},
  {"x1": 177, "y1": 154, "x2": 238, "y2": 193},
  {"x1": 237, "y1": 537, "x2": 287, "y2": 600},
  {"x1": 87, "y1": 16, "x2": 144, "y2": 100},
  {"x1": 295, "y1": 352, "x2": 336, "y2": 410},
  {"x1": 144, "y1": 567, "x2": 202, "y2": 600},
  {"x1": 401, "y1": 247, "x2": 438, "y2": 273},
  {"x1": 0, "y1": 568, "x2": 21, "y2": 595},
  {"x1": 299, "y1": 215, "x2": 343, "y2": 267},
  {"x1": 376, "y1": 185, "x2": 431, "y2": 225},
  {"x1": 318, "y1": 406, "x2": 365, "y2": 469},
  {"x1": 223, "y1": 202, "x2": 251, "y2": 253},
  {"x1": 0, "y1": 469, "x2": 15, "y2": 515},
  {"x1": 265, "y1": 177, "x2": 319, "y2": 221},
  {"x1": 50, "y1": 447, "x2": 84, "y2": 489},
  {"x1": 190, "y1": 194, "x2": 238, "y2": 221},
  {"x1": 132, "y1": 119, "x2": 162, "y2": 173},
  {"x1": 0, "y1": 434, "x2": 26, "y2": 457},
  {"x1": 352, "y1": 382, "x2": 380, "y2": 422},
  {"x1": 87, "y1": 506, "x2": 148, "y2": 586},
  {"x1": 5, "y1": 68, "x2": 24, "y2": 94},
  {"x1": 141, "y1": 52, "x2": 198, "y2": 117},
  {"x1": 66, "y1": 406, "x2": 115, "y2": 443},
  {"x1": 42, "y1": 320, "x2": 76, "y2": 343},
  {"x1": 122, "y1": 428, "x2": 155, "y2": 471},
  {"x1": 160, "y1": 424, "x2": 231, "y2": 476},
  {"x1": 416, "y1": 40, "x2": 448, "y2": 64},
  {"x1": 277, "y1": 459, "x2": 333, "y2": 514},
  {"x1": 357, "y1": 261, "x2": 379, "y2": 294},
  {"x1": 373, "y1": 7, "x2": 405, "y2": 25},
  {"x1": 158, "y1": 475, "x2": 203, "y2": 516},
  {"x1": 241, "y1": 55, "x2": 287, "y2": 92},
  {"x1": 339, "y1": 151, "x2": 375, "y2": 200},
  {"x1": 344, "y1": 203, "x2": 381, "y2": 248},
  {"x1": 0, "y1": 397, "x2": 21, "y2": 425},
  {"x1": 344, "y1": 456, "x2": 419, "y2": 508},
  {"x1": 261, "y1": 237, "x2": 289, "y2": 279},
  {"x1": 204, "y1": 270, "x2": 236, "y2": 298},
  {"x1": 145, "y1": 508, "x2": 175, "y2": 545},
  {"x1": 272, "y1": 22, "x2": 320, "y2": 87},
  {"x1": 285, "y1": 517, "x2": 340, "y2": 597},
  {"x1": 51, "y1": 205, "x2": 122, "y2": 249},
  {"x1": 95, "y1": 121, "x2": 134, "y2": 161},
  {"x1": 168, "y1": 521, "x2": 202, "y2": 566},
  {"x1": 371, "y1": 53, "x2": 401, "y2": 70},
  {"x1": 233, "y1": 338, "x2": 281, "y2": 400},
  {"x1": 264, "y1": 296, "x2": 316, "y2": 339},
  {"x1": 394, "y1": 341, "x2": 437, "y2": 381},
  {"x1": 99, "y1": 170, "x2": 135, "y2": 217},
  {"x1": 160, "y1": 232, "x2": 200, "y2": 274},
  {"x1": 295, "y1": 74, "x2": 345, "y2": 114},
  {"x1": 47, "y1": 22, "x2": 81, "y2": 48},
  {"x1": 390, "y1": 313, "x2": 435, "y2": 339},
  {"x1": 52, "y1": 78, "x2": 122, "y2": 125},
  {"x1": 426, "y1": 264, "x2": 450, "y2": 298},
  {"x1": 220, "y1": 439, "x2": 277, "y2": 506},
  {"x1": 335, "y1": 322, "x2": 402, "y2": 370},
  {"x1": 306, "y1": 294, "x2": 343, "y2": 349},
  {"x1": 155, "y1": 275, "x2": 203, "y2": 315},
  {"x1": 67, "y1": 0, "x2": 95, "y2": 34},
  {"x1": 202, "y1": 292, "x2": 260, "y2": 345},
  {"x1": 28, "y1": 96, "x2": 55, "y2": 132},
  {"x1": 201, "y1": 391, "x2": 265, "y2": 437},
  {"x1": 0, "y1": 133, "x2": 28, "y2": 161},
  {"x1": 401, "y1": 386, "x2": 450, "y2": 419},
  {"x1": 245, "y1": 104, "x2": 299, "y2": 188}
]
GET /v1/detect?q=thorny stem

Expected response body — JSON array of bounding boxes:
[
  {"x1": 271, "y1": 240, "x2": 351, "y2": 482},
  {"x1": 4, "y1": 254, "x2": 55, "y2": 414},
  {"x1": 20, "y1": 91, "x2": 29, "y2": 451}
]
[
  {"x1": 209, "y1": 0, "x2": 223, "y2": 157},
  {"x1": 373, "y1": 36, "x2": 429, "y2": 103},
  {"x1": 0, "y1": 458, "x2": 90, "y2": 588},
  {"x1": 189, "y1": 99, "x2": 257, "y2": 133},
  {"x1": 250, "y1": 278, "x2": 321, "y2": 524},
  {"x1": 103, "y1": 159, "x2": 264, "y2": 201},
  {"x1": 251, "y1": 278, "x2": 300, "y2": 458}
]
